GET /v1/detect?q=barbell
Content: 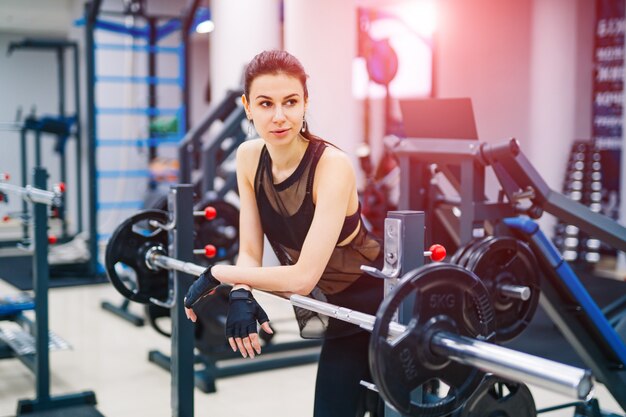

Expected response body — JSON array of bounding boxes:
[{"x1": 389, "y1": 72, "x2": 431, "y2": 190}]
[
  {"x1": 0, "y1": 174, "x2": 64, "y2": 207},
  {"x1": 0, "y1": 175, "x2": 64, "y2": 244},
  {"x1": 105, "y1": 209, "x2": 593, "y2": 417}
]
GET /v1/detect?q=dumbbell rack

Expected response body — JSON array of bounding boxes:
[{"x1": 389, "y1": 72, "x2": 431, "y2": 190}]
[{"x1": 553, "y1": 141, "x2": 605, "y2": 265}]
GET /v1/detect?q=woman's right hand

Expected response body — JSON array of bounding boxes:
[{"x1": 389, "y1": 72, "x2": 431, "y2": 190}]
[
  {"x1": 183, "y1": 266, "x2": 221, "y2": 319},
  {"x1": 183, "y1": 265, "x2": 222, "y2": 322}
]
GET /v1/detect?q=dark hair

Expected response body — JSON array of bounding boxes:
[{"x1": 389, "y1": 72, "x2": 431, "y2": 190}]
[
  {"x1": 244, "y1": 50, "x2": 308, "y2": 101},
  {"x1": 244, "y1": 50, "x2": 320, "y2": 142}
]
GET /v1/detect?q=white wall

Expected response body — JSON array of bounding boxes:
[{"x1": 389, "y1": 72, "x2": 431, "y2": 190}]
[
  {"x1": 436, "y1": 0, "x2": 533, "y2": 146},
  {"x1": 209, "y1": 0, "x2": 281, "y2": 102},
  {"x1": 0, "y1": 0, "x2": 74, "y2": 35},
  {"x1": 190, "y1": 34, "x2": 211, "y2": 127},
  {"x1": 527, "y1": 0, "x2": 595, "y2": 231},
  {"x1": 283, "y1": 0, "x2": 360, "y2": 157}
]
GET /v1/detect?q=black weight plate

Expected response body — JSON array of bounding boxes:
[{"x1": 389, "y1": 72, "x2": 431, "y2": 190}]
[
  {"x1": 194, "y1": 199, "x2": 239, "y2": 265},
  {"x1": 462, "y1": 237, "x2": 494, "y2": 270},
  {"x1": 458, "y1": 375, "x2": 536, "y2": 417},
  {"x1": 370, "y1": 263, "x2": 496, "y2": 417},
  {"x1": 450, "y1": 239, "x2": 475, "y2": 266},
  {"x1": 464, "y1": 237, "x2": 540, "y2": 342},
  {"x1": 105, "y1": 210, "x2": 169, "y2": 304},
  {"x1": 450, "y1": 239, "x2": 478, "y2": 266},
  {"x1": 457, "y1": 236, "x2": 495, "y2": 269}
]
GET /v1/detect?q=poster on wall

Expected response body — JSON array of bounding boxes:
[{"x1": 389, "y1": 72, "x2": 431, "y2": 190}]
[{"x1": 593, "y1": 0, "x2": 624, "y2": 220}]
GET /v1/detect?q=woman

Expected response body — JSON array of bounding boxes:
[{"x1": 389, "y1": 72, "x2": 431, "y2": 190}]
[{"x1": 184, "y1": 50, "x2": 384, "y2": 417}]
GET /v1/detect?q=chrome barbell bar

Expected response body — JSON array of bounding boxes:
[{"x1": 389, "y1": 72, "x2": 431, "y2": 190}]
[{"x1": 0, "y1": 181, "x2": 62, "y2": 207}]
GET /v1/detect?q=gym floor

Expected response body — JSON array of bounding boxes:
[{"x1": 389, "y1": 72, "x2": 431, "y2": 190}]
[{"x1": 0, "y1": 279, "x2": 623, "y2": 417}]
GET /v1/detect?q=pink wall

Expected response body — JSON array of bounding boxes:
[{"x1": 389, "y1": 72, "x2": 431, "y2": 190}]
[
  {"x1": 436, "y1": 0, "x2": 532, "y2": 145},
  {"x1": 435, "y1": 0, "x2": 595, "y2": 204}
]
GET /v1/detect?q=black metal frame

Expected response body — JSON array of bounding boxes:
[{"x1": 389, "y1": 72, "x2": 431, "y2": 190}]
[
  {"x1": 177, "y1": 89, "x2": 247, "y2": 203},
  {"x1": 0, "y1": 168, "x2": 98, "y2": 415}
]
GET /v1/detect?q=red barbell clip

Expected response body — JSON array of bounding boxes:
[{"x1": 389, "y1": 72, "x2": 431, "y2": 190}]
[
  {"x1": 193, "y1": 244, "x2": 217, "y2": 258},
  {"x1": 193, "y1": 206, "x2": 217, "y2": 220},
  {"x1": 425, "y1": 244, "x2": 446, "y2": 262}
]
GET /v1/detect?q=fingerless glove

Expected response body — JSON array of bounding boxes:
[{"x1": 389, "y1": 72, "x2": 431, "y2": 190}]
[
  {"x1": 184, "y1": 266, "x2": 221, "y2": 309},
  {"x1": 225, "y1": 289, "x2": 269, "y2": 339}
]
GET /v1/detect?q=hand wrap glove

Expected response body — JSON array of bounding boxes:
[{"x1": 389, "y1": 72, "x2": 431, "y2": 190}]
[
  {"x1": 226, "y1": 289, "x2": 269, "y2": 339},
  {"x1": 184, "y1": 266, "x2": 221, "y2": 309}
]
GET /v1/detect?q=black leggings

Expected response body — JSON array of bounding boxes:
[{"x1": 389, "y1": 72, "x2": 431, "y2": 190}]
[{"x1": 313, "y1": 330, "x2": 383, "y2": 417}]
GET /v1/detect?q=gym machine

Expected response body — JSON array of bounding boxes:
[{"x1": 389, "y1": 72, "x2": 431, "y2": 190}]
[
  {"x1": 394, "y1": 136, "x2": 626, "y2": 415},
  {"x1": 103, "y1": 184, "x2": 594, "y2": 417},
  {"x1": 5, "y1": 38, "x2": 83, "y2": 249},
  {"x1": 177, "y1": 88, "x2": 247, "y2": 204},
  {"x1": 0, "y1": 168, "x2": 99, "y2": 415}
]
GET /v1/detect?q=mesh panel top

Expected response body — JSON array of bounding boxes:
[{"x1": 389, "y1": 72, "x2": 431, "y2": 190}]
[
  {"x1": 254, "y1": 138, "x2": 381, "y2": 294},
  {"x1": 254, "y1": 138, "x2": 382, "y2": 337}
]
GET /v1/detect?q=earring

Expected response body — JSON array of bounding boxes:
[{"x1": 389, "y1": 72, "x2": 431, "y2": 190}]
[
  {"x1": 301, "y1": 117, "x2": 307, "y2": 133},
  {"x1": 247, "y1": 119, "x2": 254, "y2": 138}
]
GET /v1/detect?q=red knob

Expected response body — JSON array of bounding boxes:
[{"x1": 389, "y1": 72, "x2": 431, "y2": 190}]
[
  {"x1": 48, "y1": 235, "x2": 58, "y2": 245},
  {"x1": 1, "y1": 173, "x2": 9, "y2": 181},
  {"x1": 204, "y1": 244, "x2": 217, "y2": 258},
  {"x1": 57, "y1": 182, "x2": 66, "y2": 193},
  {"x1": 428, "y1": 244, "x2": 446, "y2": 262},
  {"x1": 2, "y1": 215, "x2": 9, "y2": 222},
  {"x1": 204, "y1": 206, "x2": 217, "y2": 220}
]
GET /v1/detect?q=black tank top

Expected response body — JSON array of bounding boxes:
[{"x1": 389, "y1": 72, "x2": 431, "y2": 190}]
[
  {"x1": 255, "y1": 139, "x2": 360, "y2": 249},
  {"x1": 254, "y1": 138, "x2": 382, "y2": 337}
]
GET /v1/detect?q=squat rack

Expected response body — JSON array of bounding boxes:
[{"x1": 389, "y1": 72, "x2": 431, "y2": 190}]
[{"x1": 5, "y1": 39, "x2": 85, "y2": 262}]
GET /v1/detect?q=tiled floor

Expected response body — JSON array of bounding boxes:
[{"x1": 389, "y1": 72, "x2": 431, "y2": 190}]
[{"x1": 0, "y1": 279, "x2": 624, "y2": 417}]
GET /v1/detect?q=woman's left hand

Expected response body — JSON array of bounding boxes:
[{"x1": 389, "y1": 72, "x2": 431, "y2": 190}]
[{"x1": 226, "y1": 289, "x2": 273, "y2": 358}]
